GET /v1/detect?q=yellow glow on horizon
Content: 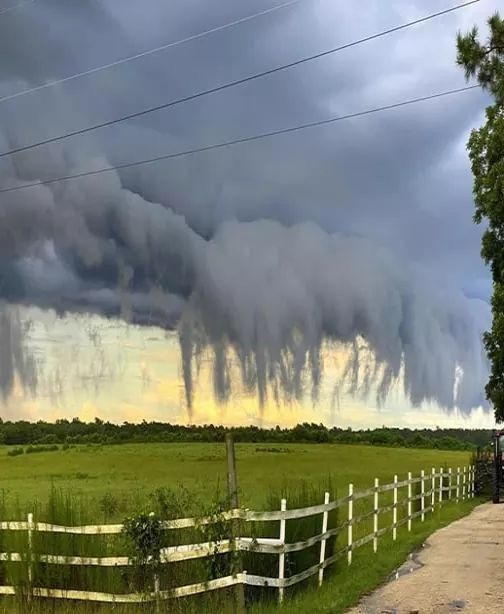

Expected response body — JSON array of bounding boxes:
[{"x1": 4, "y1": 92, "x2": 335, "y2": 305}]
[{"x1": 0, "y1": 306, "x2": 495, "y2": 430}]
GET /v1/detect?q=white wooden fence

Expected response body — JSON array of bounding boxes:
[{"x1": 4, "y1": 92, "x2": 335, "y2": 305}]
[{"x1": 0, "y1": 465, "x2": 475, "y2": 605}]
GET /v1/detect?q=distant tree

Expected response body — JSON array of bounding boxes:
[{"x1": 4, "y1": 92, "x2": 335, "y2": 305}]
[
  {"x1": 410, "y1": 434, "x2": 430, "y2": 449},
  {"x1": 457, "y1": 13, "x2": 504, "y2": 419},
  {"x1": 0, "y1": 418, "x2": 484, "y2": 449}
]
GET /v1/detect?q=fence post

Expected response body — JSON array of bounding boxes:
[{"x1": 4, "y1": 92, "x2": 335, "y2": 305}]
[
  {"x1": 347, "y1": 483, "x2": 353, "y2": 565},
  {"x1": 278, "y1": 498, "x2": 287, "y2": 604},
  {"x1": 431, "y1": 468, "x2": 436, "y2": 511},
  {"x1": 27, "y1": 512, "x2": 34, "y2": 600},
  {"x1": 154, "y1": 573, "x2": 160, "y2": 613},
  {"x1": 438, "y1": 467, "x2": 443, "y2": 504},
  {"x1": 225, "y1": 433, "x2": 245, "y2": 613},
  {"x1": 393, "y1": 475, "x2": 398, "y2": 541},
  {"x1": 456, "y1": 467, "x2": 460, "y2": 502},
  {"x1": 419, "y1": 470, "x2": 424, "y2": 521},
  {"x1": 463, "y1": 466, "x2": 467, "y2": 500},
  {"x1": 448, "y1": 468, "x2": 452, "y2": 500},
  {"x1": 318, "y1": 491, "x2": 330, "y2": 586},
  {"x1": 407, "y1": 472, "x2": 412, "y2": 532},
  {"x1": 470, "y1": 466, "x2": 474, "y2": 498},
  {"x1": 373, "y1": 478, "x2": 379, "y2": 553}
]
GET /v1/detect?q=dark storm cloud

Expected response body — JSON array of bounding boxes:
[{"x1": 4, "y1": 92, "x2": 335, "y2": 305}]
[
  {"x1": 0, "y1": 0, "x2": 497, "y2": 409},
  {"x1": 0, "y1": 305, "x2": 37, "y2": 400}
]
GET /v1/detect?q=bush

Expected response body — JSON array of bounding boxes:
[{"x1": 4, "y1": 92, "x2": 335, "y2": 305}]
[
  {"x1": 241, "y1": 478, "x2": 338, "y2": 603},
  {"x1": 122, "y1": 512, "x2": 163, "y2": 593},
  {"x1": 6, "y1": 447, "x2": 24, "y2": 457},
  {"x1": 148, "y1": 486, "x2": 194, "y2": 519},
  {"x1": 25, "y1": 445, "x2": 58, "y2": 454},
  {"x1": 99, "y1": 492, "x2": 119, "y2": 521}
]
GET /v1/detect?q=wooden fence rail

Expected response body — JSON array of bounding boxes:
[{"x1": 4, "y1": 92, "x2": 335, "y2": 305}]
[{"x1": 0, "y1": 465, "x2": 475, "y2": 605}]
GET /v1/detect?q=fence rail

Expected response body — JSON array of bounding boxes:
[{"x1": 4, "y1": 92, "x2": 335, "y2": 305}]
[{"x1": 0, "y1": 465, "x2": 475, "y2": 605}]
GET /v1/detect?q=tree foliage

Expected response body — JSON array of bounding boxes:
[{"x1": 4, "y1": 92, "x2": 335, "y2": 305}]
[
  {"x1": 457, "y1": 13, "x2": 504, "y2": 419},
  {"x1": 0, "y1": 417, "x2": 487, "y2": 450}
]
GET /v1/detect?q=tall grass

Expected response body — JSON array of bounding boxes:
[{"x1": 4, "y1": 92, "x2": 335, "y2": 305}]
[
  {"x1": 241, "y1": 478, "x2": 339, "y2": 607},
  {"x1": 0, "y1": 485, "x2": 238, "y2": 613},
  {"x1": 0, "y1": 480, "x2": 342, "y2": 612},
  {"x1": 0, "y1": 482, "x2": 326, "y2": 612},
  {"x1": 0, "y1": 473, "x2": 478, "y2": 613}
]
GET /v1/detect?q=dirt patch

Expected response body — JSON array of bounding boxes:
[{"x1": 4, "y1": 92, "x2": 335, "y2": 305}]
[{"x1": 348, "y1": 503, "x2": 504, "y2": 613}]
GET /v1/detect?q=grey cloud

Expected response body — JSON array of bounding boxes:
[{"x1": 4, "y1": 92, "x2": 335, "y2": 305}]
[
  {"x1": 181, "y1": 220, "x2": 489, "y2": 412},
  {"x1": 0, "y1": 304, "x2": 37, "y2": 400},
  {"x1": 0, "y1": 0, "x2": 497, "y2": 413}
]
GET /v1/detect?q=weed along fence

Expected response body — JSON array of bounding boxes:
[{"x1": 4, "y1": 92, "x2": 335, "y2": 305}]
[{"x1": 0, "y1": 465, "x2": 475, "y2": 607}]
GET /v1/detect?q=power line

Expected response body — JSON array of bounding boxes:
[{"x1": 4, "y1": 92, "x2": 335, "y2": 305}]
[
  {"x1": 0, "y1": 85, "x2": 480, "y2": 196},
  {"x1": 0, "y1": 0, "x2": 480, "y2": 161},
  {"x1": 0, "y1": 0, "x2": 311, "y2": 105},
  {"x1": 0, "y1": 0, "x2": 34, "y2": 17}
]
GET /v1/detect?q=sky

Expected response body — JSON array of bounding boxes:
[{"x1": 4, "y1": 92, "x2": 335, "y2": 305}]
[{"x1": 0, "y1": 0, "x2": 500, "y2": 429}]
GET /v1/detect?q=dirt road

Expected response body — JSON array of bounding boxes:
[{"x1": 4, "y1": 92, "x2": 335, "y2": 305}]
[{"x1": 348, "y1": 503, "x2": 504, "y2": 613}]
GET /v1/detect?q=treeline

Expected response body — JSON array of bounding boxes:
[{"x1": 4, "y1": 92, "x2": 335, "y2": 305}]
[{"x1": 0, "y1": 418, "x2": 494, "y2": 451}]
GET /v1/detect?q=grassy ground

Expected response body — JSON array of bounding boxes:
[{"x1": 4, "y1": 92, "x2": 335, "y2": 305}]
[
  {"x1": 0, "y1": 443, "x2": 472, "y2": 518},
  {"x1": 0, "y1": 443, "x2": 478, "y2": 612},
  {"x1": 0, "y1": 499, "x2": 481, "y2": 613}
]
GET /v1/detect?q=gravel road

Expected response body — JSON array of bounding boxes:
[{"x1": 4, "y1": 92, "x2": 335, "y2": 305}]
[{"x1": 348, "y1": 503, "x2": 504, "y2": 613}]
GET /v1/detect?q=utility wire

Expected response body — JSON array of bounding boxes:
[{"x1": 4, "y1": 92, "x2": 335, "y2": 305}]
[
  {"x1": 0, "y1": 0, "x2": 311, "y2": 105},
  {"x1": 0, "y1": 0, "x2": 480, "y2": 161},
  {"x1": 0, "y1": 84, "x2": 480, "y2": 196},
  {"x1": 0, "y1": 0, "x2": 34, "y2": 17}
]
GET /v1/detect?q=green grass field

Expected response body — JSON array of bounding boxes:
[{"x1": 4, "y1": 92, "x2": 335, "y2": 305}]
[
  {"x1": 0, "y1": 499, "x2": 482, "y2": 614},
  {"x1": 0, "y1": 443, "x2": 473, "y2": 518},
  {"x1": 0, "y1": 442, "x2": 479, "y2": 612}
]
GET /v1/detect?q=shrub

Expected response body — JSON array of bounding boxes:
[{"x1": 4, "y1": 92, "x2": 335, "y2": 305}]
[
  {"x1": 148, "y1": 486, "x2": 195, "y2": 519},
  {"x1": 122, "y1": 512, "x2": 162, "y2": 593},
  {"x1": 196, "y1": 491, "x2": 234, "y2": 581},
  {"x1": 6, "y1": 447, "x2": 24, "y2": 457},
  {"x1": 99, "y1": 492, "x2": 119, "y2": 521},
  {"x1": 25, "y1": 445, "x2": 58, "y2": 454}
]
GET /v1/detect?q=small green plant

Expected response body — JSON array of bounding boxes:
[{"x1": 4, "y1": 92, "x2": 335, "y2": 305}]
[
  {"x1": 123, "y1": 512, "x2": 162, "y2": 564},
  {"x1": 122, "y1": 512, "x2": 162, "y2": 593},
  {"x1": 197, "y1": 492, "x2": 235, "y2": 581},
  {"x1": 99, "y1": 492, "x2": 119, "y2": 521},
  {"x1": 148, "y1": 485, "x2": 194, "y2": 519}
]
